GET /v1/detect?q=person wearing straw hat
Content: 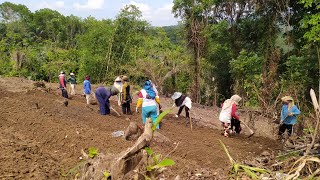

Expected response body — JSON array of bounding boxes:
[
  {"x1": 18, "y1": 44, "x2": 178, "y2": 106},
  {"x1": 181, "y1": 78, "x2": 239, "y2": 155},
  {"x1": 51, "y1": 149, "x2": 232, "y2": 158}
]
[
  {"x1": 68, "y1": 72, "x2": 77, "y2": 95},
  {"x1": 278, "y1": 96, "x2": 300, "y2": 138},
  {"x1": 171, "y1": 92, "x2": 192, "y2": 118},
  {"x1": 219, "y1": 95, "x2": 242, "y2": 137}
]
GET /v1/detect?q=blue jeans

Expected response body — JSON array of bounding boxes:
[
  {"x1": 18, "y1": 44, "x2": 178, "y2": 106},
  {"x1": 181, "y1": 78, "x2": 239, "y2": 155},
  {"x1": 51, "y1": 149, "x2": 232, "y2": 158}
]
[{"x1": 142, "y1": 105, "x2": 159, "y2": 129}]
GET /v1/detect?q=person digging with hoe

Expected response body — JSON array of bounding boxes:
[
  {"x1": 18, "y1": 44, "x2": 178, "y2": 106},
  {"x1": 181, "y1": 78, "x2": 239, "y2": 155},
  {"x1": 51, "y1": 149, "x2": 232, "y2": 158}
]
[
  {"x1": 171, "y1": 92, "x2": 192, "y2": 118},
  {"x1": 219, "y1": 95, "x2": 242, "y2": 137},
  {"x1": 278, "y1": 96, "x2": 300, "y2": 140},
  {"x1": 95, "y1": 84, "x2": 120, "y2": 115}
]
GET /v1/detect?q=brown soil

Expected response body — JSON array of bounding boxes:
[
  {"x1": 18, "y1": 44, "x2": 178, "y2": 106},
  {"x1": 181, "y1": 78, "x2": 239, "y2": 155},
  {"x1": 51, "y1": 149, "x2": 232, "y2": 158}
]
[{"x1": 0, "y1": 77, "x2": 281, "y2": 179}]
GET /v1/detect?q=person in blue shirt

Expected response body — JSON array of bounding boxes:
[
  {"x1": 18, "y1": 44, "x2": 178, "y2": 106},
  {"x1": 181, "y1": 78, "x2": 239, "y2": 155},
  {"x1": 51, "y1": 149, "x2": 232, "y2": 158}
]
[
  {"x1": 278, "y1": 96, "x2": 301, "y2": 138},
  {"x1": 83, "y1": 75, "x2": 92, "y2": 105}
]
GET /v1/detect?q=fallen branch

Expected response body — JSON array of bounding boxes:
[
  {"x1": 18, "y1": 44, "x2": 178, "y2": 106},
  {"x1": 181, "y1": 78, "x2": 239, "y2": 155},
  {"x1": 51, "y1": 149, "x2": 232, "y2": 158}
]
[
  {"x1": 219, "y1": 140, "x2": 269, "y2": 179},
  {"x1": 163, "y1": 142, "x2": 180, "y2": 160}
]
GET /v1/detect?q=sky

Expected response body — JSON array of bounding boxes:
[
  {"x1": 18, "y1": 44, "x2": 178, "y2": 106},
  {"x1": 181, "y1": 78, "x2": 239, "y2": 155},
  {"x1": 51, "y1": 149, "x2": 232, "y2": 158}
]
[{"x1": 0, "y1": 0, "x2": 180, "y2": 26}]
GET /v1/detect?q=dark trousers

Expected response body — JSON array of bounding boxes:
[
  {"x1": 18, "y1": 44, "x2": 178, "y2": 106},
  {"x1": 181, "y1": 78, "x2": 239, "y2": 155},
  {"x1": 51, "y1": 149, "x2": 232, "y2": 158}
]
[
  {"x1": 61, "y1": 88, "x2": 68, "y2": 98},
  {"x1": 279, "y1": 124, "x2": 293, "y2": 136},
  {"x1": 231, "y1": 118, "x2": 241, "y2": 134},
  {"x1": 95, "y1": 87, "x2": 111, "y2": 115},
  {"x1": 178, "y1": 105, "x2": 190, "y2": 118},
  {"x1": 98, "y1": 98, "x2": 110, "y2": 115},
  {"x1": 122, "y1": 101, "x2": 131, "y2": 114}
]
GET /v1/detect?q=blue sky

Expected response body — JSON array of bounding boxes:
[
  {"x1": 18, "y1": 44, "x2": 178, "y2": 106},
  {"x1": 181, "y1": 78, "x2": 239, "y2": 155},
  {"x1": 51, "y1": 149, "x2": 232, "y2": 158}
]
[{"x1": 0, "y1": 0, "x2": 180, "y2": 26}]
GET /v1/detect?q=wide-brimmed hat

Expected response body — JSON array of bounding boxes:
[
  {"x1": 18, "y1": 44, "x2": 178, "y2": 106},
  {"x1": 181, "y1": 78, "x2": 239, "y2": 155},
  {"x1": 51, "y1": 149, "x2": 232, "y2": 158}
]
[
  {"x1": 70, "y1": 73, "x2": 75, "y2": 76},
  {"x1": 281, "y1": 96, "x2": 294, "y2": 102},
  {"x1": 60, "y1": 71, "x2": 65, "y2": 74},
  {"x1": 122, "y1": 75, "x2": 128, "y2": 81},
  {"x1": 171, "y1": 92, "x2": 182, "y2": 100}
]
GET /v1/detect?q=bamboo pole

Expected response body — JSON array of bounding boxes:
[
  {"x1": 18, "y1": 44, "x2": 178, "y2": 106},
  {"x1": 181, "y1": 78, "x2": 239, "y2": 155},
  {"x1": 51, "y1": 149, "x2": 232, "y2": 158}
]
[{"x1": 306, "y1": 89, "x2": 320, "y2": 155}]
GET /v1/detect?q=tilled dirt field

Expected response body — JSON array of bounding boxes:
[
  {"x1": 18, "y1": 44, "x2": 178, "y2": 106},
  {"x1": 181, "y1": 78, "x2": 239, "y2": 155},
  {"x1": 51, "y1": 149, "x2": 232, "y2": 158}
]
[{"x1": 0, "y1": 77, "x2": 281, "y2": 179}]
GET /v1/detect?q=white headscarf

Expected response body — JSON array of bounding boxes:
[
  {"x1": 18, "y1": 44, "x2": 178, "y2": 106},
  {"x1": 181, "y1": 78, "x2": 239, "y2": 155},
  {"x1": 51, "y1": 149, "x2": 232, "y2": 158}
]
[{"x1": 222, "y1": 95, "x2": 242, "y2": 110}]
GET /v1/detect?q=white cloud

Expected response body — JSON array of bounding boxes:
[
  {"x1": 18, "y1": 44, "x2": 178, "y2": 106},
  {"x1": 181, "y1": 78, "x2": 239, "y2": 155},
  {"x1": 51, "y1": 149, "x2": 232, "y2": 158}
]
[
  {"x1": 127, "y1": 1, "x2": 151, "y2": 19},
  {"x1": 36, "y1": 1, "x2": 65, "y2": 10},
  {"x1": 74, "y1": 0, "x2": 105, "y2": 10},
  {"x1": 122, "y1": 1, "x2": 177, "y2": 26},
  {"x1": 152, "y1": 3, "x2": 178, "y2": 25}
]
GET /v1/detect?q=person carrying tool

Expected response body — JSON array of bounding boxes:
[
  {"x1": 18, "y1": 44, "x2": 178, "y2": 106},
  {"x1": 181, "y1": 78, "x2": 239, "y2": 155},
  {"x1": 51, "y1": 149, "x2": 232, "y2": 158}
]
[
  {"x1": 219, "y1": 95, "x2": 242, "y2": 137},
  {"x1": 121, "y1": 75, "x2": 132, "y2": 114},
  {"x1": 231, "y1": 111, "x2": 241, "y2": 134},
  {"x1": 136, "y1": 80, "x2": 161, "y2": 129},
  {"x1": 68, "y1": 72, "x2": 77, "y2": 95},
  {"x1": 278, "y1": 96, "x2": 300, "y2": 138},
  {"x1": 83, "y1": 75, "x2": 92, "y2": 105},
  {"x1": 171, "y1": 92, "x2": 192, "y2": 118},
  {"x1": 59, "y1": 71, "x2": 68, "y2": 99},
  {"x1": 95, "y1": 85, "x2": 120, "y2": 115}
]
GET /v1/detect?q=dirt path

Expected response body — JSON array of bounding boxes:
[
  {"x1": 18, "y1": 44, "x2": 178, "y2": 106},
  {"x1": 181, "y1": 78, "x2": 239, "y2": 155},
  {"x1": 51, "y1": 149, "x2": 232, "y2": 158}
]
[{"x1": 0, "y1": 77, "x2": 281, "y2": 179}]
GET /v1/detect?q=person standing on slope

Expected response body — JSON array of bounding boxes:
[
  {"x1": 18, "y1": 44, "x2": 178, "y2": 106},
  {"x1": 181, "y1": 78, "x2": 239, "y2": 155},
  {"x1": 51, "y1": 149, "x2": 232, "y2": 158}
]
[
  {"x1": 83, "y1": 75, "x2": 92, "y2": 105},
  {"x1": 68, "y1": 72, "x2": 77, "y2": 95},
  {"x1": 59, "y1": 71, "x2": 68, "y2": 99},
  {"x1": 278, "y1": 96, "x2": 300, "y2": 139},
  {"x1": 121, "y1": 75, "x2": 132, "y2": 114}
]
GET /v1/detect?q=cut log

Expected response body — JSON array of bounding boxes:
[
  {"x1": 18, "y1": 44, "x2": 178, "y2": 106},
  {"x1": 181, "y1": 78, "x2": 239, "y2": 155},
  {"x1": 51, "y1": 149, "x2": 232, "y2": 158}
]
[
  {"x1": 77, "y1": 118, "x2": 167, "y2": 179},
  {"x1": 124, "y1": 122, "x2": 143, "y2": 141},
  {"x1": 111, "y1": 118, "x2": 153, "y2": 179}
]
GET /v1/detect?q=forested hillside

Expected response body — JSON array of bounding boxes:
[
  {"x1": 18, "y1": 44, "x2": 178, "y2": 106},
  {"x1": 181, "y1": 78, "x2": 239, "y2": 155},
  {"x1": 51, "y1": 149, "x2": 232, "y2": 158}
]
[{"x1": 0, "y1": 0, "x2": 319, "y2": 109}]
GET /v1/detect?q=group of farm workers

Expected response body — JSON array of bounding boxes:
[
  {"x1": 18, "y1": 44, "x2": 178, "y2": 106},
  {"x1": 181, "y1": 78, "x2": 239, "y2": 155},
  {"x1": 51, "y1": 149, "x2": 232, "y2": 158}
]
[
  {"x1": 58, "y1": 71, "x2": 300, "y2": 139},
  {"x1": 219, "y1": 94, "x2": 300, "y2": 139},
  {"x1": 57, "y1": 71, "x2": 192, "y2": 130}
]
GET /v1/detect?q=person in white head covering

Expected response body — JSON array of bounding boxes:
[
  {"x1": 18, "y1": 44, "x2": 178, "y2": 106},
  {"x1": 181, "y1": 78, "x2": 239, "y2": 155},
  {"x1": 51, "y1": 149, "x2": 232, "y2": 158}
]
[
  {"x1": 219, "y1": 95, "x2": 242, "y2": 137},
  {"x1": 113, "y1": 76, "x2": 123, "y2": 106},
  {"x1": 171, "y1": 92, "x2": 192, "y2": 118}
]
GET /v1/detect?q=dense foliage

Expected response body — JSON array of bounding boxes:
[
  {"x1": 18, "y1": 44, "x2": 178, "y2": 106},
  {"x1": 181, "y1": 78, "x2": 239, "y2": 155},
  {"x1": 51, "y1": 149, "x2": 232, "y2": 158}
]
[{"x1": 0, "y1": 1, "x2": 319, "y2": 109}]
